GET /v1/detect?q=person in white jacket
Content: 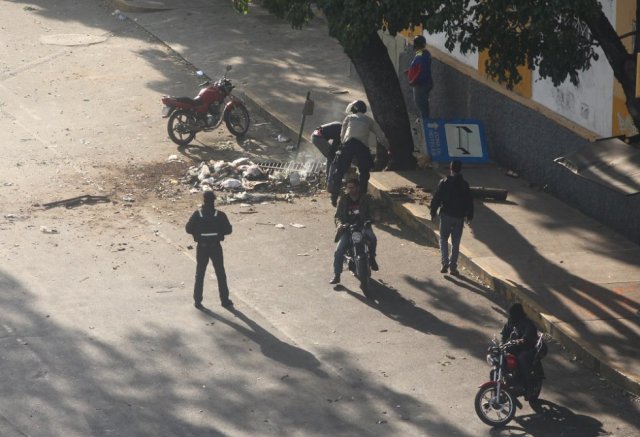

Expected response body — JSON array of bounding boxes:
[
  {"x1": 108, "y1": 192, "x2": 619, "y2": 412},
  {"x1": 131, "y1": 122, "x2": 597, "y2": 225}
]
[{"x1": 330, "y1": 100, "x2": 389, "y2": 206}]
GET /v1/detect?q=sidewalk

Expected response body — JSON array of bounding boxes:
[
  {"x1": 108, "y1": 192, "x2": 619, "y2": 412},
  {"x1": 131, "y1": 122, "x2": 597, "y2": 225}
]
[
  {"x1": 368, "y1": 168, "x2": 640, "y2": 396},
  {"x1": 115, "y1": 0, "x2": 640, "y2": 395}
]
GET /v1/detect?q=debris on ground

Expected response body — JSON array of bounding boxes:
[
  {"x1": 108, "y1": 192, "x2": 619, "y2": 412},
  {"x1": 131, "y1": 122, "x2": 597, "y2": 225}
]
[
  {"x1": 388, "y1": 186, "x2": 432, "y2": 205},
  {"x1": 40, "y1": 226, "x2": 58, "y2": 234},
  {"x1": 182, "y1": 158, "x2": 324, "y2": 203},
  {"x1": 505, "y1": 170, "x2": 519, "y2": 178},
  {"x1": 41, "y1": 195, "x2": 111, "y2": 209}
]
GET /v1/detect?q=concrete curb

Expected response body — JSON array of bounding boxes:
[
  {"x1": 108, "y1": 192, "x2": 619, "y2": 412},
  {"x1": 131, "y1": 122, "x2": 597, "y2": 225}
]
[
  {"x1": 108, "y1": 0, "x2": 172, "y2": 12},
  {"x1": 107, "y1": 5, "x2": 318, "y2": 160},
  {"x1": 238, "y1": 90, "x2": 319, "y2": 159},
  {"x1": 369, "y1": 177, "x2": 640, "y2": 397}
]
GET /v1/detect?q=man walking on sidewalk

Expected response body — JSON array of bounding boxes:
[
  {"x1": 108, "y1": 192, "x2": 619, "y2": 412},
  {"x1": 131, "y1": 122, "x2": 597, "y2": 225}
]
[
  {"x1": 186, "y1": 191, "x2": 234, "y2": 309},
  {"x1": 430, "y1": 160, "x2": 473, "y2": 275}
]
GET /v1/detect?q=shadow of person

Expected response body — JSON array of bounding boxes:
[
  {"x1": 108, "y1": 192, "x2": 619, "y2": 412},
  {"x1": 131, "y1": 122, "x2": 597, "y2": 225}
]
[
  {"x1": 342, "y1": 279, "x2": 449, "y2": 336},
  {"x1": 443, "y1": 273, "x2": 497, "y2": 300},
  {"x1": 488, "y1": 400, "x2": 606, "y2": 437},
  {"x1": 198, "y1": 307, "x2": 328, "y2": 378}
]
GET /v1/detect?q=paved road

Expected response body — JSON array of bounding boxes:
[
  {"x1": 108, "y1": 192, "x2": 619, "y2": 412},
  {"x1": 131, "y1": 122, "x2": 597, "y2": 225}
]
[{"x1": 0, "y1": 1, "x2": 638, "y2": 435}]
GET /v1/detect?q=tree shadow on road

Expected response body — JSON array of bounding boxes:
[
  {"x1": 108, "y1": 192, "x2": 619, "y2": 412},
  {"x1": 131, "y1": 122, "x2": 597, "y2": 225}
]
[
  {"x1": 490, "y1": 400, "x2": 606, "y2": 437},
  {"x1": 0, "y1": 267, "x2": 476, "y2": 436},
  {"x1": 197, "y1": 306, "x2": 328, "y2": 377}
]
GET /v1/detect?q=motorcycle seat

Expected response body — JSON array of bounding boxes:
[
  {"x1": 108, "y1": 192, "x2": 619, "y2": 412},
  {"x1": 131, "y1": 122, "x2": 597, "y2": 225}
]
[{"x1": 174, "y1": 96, "x2": 199, "y2": 105}]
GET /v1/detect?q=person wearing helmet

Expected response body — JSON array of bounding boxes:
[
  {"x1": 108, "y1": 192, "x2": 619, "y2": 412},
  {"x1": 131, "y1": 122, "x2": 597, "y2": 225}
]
[
  {"x1": 406, "y1": 34, "x2": 433, "y2": 119},
  {"x1": 330, "y1": 100, "x2": 390, "y2": 206},
  {"x1": 501, "y1": 303, "x2": 538, "y2": 401}
]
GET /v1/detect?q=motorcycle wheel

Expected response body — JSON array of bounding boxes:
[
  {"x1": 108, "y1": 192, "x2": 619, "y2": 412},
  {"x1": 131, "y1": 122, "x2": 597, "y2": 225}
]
[
  {"x1": 224, "y1": 104, "x2": 250, "y2": 137},
  {"x1": 167, "y1": 110, "x2": 197, "y2": 146},
  {"x1": 356, "y1": 255, "x2": 371, "y2": 297},
  {"x1": 474, "y1": 384, "x2": 516, "y2": 427}
]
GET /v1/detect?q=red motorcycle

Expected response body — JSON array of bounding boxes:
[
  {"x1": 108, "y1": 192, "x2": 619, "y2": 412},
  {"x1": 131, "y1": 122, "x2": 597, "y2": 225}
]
[
  {"x1": 161, "y1": 66, "x2": 250, "y2": 146},
  {"x1": 474, "y1": 333, "x2": 548, "y2": 427}
]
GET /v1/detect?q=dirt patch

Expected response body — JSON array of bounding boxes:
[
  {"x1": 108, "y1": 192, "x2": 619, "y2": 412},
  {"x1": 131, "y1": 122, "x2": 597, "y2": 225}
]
[{"x1": 388, "y1": 186, "x2": 433, "y2": 206}]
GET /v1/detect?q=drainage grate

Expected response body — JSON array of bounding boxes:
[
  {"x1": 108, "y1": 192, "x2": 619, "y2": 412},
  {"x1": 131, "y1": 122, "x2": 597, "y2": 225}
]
[{"x1": 254, "y1": 160, "x2": 325, "y2": 175}]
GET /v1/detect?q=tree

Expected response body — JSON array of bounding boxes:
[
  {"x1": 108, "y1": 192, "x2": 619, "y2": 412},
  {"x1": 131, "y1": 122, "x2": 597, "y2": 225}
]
[
  {"x1": 422, "y1": 0, "x2": 640, "y2": 133},
  {"x1": 233, "y1": 0, "x2": 429, "y2": 170},
  {"x1": 234, "y1": 0, "x2": 640, "y2": 168}
]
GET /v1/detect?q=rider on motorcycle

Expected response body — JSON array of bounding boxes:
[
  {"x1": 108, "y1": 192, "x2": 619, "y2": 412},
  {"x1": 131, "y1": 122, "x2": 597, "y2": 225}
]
[
  {"x1": 501, "y1": 303, "x2": 538, "y2": 400},
  {"x1": 330, "y1": 178, "x2": 378, "y2": 284}
]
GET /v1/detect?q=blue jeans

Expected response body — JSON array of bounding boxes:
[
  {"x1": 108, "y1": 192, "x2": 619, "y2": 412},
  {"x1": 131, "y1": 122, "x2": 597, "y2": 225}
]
[
  {"x1": 439, "y1": 213, "x2": 463, "y2": 269},
  {"x1": 333, "y1": 228, "x2": 377, "y2": 275},
  {"x1": 413, "y1": 85, "x2": 431, "y2": 119}
]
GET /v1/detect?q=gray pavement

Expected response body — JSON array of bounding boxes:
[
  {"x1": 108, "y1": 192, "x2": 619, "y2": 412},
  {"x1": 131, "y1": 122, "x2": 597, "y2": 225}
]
[
  {"x1": 115, "y1": 0, "x2": 640, "y2": 396},
  {"x1": 368, "y1": 168, "x2": 640, "y2": 396},
  {"x1": 0, "y1": 0, "x2": 638, "y2": 435}
]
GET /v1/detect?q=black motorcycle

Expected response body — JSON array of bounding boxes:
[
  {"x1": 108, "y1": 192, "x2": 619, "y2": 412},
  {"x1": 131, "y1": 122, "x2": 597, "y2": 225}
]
[
  {"x1": 474, "y1": 331, "x2": 548, "y2": 427},
  {"x1": 341, "y1": 222, "x2": 372, "y2": 296}
]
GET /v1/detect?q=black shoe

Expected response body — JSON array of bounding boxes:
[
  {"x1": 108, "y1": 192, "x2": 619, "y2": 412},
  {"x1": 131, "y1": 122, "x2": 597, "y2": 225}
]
[
  {"x1": 331, "y1": 197, "x2": 337, "y2": 207},
  {"x1": 370, "y1": 258, "x2": 379, "y2": 271},
  {"x1": 450, "y1": 268, "x2": 460, "y2": 276},
  {"x1": 221, "y1": 300, "x2": 234, "y2": 308},
  {"x1": 440, "y1": 265, "x2": 448, "y2": 274},
  {"x1": 194, "y1": 302, "x2": 203, "y2": 309},
  {"x1": 329, "y1": 274, "x2": 340, "y2": 284}
]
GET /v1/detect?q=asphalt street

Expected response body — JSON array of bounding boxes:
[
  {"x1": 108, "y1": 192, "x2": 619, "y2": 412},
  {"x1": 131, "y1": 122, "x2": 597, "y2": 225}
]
[{"x1": 0, "y1": 1, "x2": 638, "y2": 436}]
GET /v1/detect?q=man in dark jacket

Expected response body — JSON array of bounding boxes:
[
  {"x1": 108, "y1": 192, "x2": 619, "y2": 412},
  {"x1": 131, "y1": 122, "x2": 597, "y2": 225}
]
[
  {"x1": 330, "y1": 178, "x2": 378, "y2": 284},
  {"x1": 430, "y1": 159, "x2": 473, "y2": 275},
  {"x1": 501, "y1": 303, "x2": 538, "y2": 400},
  {"x1": 311, "y1": 121, "x2": 342, "y2": 191},
  {"x1": 186, "y1": 191, "x2": 233, "y2": 309}
]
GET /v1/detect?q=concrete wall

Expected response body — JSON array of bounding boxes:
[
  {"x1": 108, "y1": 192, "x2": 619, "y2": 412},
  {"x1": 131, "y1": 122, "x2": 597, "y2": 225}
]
[{"x1": 398, "y1": 49, "x2": 640, "y2": 244}]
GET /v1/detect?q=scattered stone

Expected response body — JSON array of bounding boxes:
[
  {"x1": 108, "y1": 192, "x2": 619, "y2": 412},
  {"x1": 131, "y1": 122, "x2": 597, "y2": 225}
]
[
  {"x1": 40, "y1": 226, "x2": 58, "y2": 234},
  {"x1": 506, "y1": 170, "x2": 519, "y2": 178}
]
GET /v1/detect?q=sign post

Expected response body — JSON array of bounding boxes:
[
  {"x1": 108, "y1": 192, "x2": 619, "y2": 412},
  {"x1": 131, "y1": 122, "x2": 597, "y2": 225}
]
[
  {"x1": 296, "y1": 91, "x2": 314, "y2": 150},
  {"x1": 423, "y1": 119, "x2": 489, "y2": 163}
]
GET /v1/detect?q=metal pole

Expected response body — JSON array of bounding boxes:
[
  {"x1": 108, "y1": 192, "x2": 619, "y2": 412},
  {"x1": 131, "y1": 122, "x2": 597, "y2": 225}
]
[{"x1": 296, "y1": 91, "x2": 314, "y2": 150}]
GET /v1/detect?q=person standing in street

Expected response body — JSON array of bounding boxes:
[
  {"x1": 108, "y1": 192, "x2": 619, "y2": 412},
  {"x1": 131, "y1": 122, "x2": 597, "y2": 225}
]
[
  {"x1": 407, "y1": 35, "x2": 433, "y2": 119},
  {"x1": 186, "y1": 190, "x2": 233, "y2": 309},
  {"x1": 330, "y1": 100, "x2": 389, "y2": 207},
  {"x1": 430, "y1": 160, "x2": 473, "y2": 275}
]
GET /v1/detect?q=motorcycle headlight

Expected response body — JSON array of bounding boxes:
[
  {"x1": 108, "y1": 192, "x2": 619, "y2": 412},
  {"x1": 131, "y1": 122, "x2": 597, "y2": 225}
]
[{"x1": 351, "y1": 232, "x2": 363, "y2": 243}]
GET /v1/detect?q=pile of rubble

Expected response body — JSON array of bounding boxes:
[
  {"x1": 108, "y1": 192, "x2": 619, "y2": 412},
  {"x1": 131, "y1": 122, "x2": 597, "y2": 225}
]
[{"x1": 181, "y1": 157, "x2": 324, "y2": 203}]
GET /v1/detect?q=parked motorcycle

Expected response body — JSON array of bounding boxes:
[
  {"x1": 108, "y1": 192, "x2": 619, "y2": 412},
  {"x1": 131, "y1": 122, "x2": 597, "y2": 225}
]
[
  {"x1": 341, "y1": 222, "x2": 372, "y2": 296},
  {"x1": 161, "y1": 66, "x2": 250, "y2": 146},
  {"x1": 474, "y1": 332, "x2": 548, "y2": 427}
]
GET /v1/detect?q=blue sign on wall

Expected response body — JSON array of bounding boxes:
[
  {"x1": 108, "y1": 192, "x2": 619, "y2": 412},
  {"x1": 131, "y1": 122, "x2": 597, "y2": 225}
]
[{"x1": 424, "y1": 119, "x2": 489, "y2": 163}]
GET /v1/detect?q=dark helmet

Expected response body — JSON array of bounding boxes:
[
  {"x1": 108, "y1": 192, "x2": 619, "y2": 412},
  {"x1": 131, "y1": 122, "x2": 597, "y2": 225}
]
[
  {"x1": 508, "y1": 303, "x2": 526, "y2": 323},
  {"x1": 413, "y1": 35, "x2": 426, "y2": 49},
  {"x1": 346, "y1": 100, "x2": 367, "y2": 114}
]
